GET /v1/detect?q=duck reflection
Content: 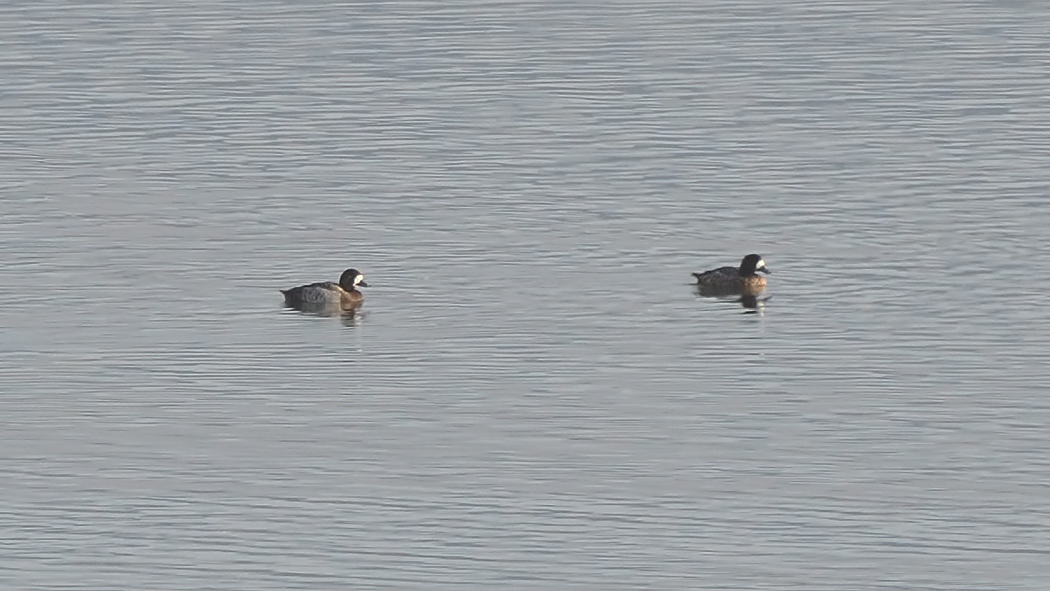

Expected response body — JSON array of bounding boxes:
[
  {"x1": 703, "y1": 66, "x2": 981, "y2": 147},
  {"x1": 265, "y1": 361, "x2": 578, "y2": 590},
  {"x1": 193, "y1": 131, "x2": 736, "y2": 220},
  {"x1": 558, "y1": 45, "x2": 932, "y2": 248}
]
[
  {"x1": 737, "y1": 293, "x2": 771, "y2": 312},
  {"x1": 281, "y1": 301, "x2": 364, "y2": 326},
  {"x1": 694, "y1": 284, "x2": 771, "y2": 313},
  {"x1": 340, "y1": 309, "x2": 364, "y2": 327}
]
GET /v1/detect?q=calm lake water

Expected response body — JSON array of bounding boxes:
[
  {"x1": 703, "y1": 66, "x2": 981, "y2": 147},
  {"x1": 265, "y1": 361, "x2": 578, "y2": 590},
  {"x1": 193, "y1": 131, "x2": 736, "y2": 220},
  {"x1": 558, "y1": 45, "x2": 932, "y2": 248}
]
[{"x1": 3, "y1": 1, "x2": 1050, "y2": 589}]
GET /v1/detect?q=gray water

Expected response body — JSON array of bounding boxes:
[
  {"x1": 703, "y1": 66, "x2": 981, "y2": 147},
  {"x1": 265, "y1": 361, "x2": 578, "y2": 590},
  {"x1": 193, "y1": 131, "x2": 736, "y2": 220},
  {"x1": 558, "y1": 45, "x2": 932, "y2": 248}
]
[{"x1": 3, "y1": 1, "x2": 1050, "y2": 589}]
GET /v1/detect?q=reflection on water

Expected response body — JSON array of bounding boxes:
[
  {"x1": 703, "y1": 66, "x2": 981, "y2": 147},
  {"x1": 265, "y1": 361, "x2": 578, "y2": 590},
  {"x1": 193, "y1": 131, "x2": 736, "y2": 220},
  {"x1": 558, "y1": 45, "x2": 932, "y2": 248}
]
[
  {"x1": 694, "y1": 287, "x2": 771, "y2": 313},
  {"x1": 281, "y1": 303, "x2": 365, "y2": 326},
  {"x1": 738, "y1": 293, "x2": 770, "y2": 313},
  {"x1": 339, "y1": 310, "x2": 364, "y2": 327}
]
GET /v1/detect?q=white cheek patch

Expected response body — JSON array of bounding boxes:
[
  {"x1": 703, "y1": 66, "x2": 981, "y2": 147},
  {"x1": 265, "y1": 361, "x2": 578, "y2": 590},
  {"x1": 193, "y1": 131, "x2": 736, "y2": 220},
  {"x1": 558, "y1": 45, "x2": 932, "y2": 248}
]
[
  {"x1": 355, "y1": 274, "x2": 365, "y2": 285},
  {"x1": 757, "y1": 260, "x2": 766, "y2": 268}
]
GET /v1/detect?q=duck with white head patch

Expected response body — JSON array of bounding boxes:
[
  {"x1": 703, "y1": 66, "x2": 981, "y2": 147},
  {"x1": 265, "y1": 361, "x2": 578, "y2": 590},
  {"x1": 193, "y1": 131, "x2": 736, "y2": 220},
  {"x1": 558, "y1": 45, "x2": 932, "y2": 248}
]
[
  {"x1": 281, "y1": 268, "x2": 369, "y2": 312},
  {"x1": 693, "y1": 254, "x2": 770, "y2": 296}
]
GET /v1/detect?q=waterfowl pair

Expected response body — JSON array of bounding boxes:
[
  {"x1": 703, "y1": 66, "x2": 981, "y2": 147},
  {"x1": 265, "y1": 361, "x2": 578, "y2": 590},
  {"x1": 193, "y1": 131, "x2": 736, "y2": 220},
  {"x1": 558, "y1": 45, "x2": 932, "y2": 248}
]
[
  {"x1": 281, "y1": 268, "x2": 368, "y2": 313},
  {"x1": 280, "y1": 256, "x2": 769, "y2": 313}
]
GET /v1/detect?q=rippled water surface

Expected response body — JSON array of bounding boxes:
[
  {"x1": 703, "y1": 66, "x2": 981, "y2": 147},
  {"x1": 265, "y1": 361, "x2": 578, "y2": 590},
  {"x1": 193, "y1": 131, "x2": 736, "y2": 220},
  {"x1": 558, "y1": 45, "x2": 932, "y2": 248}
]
[{"x1": 3, "y1": 1, "x2": 1050, "y2": 589}]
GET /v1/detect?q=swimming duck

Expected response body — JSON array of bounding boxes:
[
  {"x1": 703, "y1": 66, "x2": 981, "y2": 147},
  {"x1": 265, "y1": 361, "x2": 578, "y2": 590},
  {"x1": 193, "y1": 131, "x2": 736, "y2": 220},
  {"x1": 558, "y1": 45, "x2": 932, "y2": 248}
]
[
  {"x1": 281, "y1": 268, "x2": 369, "y2": 312},
  {"x1": 693, "y1": 254, "x2": 770, "y2": 295}
]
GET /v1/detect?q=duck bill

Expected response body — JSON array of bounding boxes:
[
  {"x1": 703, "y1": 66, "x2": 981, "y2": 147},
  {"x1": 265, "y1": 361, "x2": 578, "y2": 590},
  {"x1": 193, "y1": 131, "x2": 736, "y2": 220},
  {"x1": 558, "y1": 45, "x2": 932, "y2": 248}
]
[{"x1": 757, "y1": 266, "x2": 771, "y2": 275}]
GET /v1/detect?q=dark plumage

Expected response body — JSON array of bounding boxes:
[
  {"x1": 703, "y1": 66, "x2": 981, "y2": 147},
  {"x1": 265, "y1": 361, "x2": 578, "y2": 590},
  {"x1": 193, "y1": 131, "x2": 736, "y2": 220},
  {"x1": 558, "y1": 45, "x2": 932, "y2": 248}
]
[
  {"x1": 693, "y1": 254, "x2": 770, "y2": 295},
  {"x1": 281, "y1": 268, "x2": 369, "y2": 312}
]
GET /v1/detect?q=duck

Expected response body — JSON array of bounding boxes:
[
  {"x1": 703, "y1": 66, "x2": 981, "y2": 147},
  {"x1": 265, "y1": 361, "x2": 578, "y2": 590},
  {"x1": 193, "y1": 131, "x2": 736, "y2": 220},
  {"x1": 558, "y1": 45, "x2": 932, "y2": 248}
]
[
  {"x1": 693, "y1": 254, "x2": 770, "y2": 295},
  {"x1": 281, "y1": 268, "x2": 369, "y2": 312}
]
